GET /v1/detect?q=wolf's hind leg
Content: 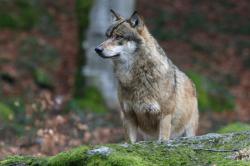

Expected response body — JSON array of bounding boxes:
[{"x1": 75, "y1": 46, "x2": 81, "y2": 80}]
[
  {"x1": 184, "y1": 112, "x2": 198, "y2": 137},
  {"x1": 184, "y1": 125, "x2": 196, "y2": 137}
]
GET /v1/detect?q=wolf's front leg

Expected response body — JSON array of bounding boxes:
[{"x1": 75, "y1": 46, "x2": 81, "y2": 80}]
[
  {"x1": 122, "y1": 113, "x2": 137, "y2": 143},
  {"x1": 158, "y1": 114, "x2": 171, "y2": 141}
]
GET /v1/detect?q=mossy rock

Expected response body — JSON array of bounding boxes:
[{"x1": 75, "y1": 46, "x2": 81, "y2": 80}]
[{"x1": 1, "y1": 131, "x2": 250, "y2": 165}]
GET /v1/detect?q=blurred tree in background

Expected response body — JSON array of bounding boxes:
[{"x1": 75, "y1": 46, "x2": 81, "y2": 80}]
[{"x1": 0, "y1": 0, "x2": 249, "y2": 159}]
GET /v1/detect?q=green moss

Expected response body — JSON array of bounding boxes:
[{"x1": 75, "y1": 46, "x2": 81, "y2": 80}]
[
  {"x1": 86, "y1": 154, "x2": 147, "y2": 166},
  {"x1": 218, "y1": 123, "x2": 250, "y2": 134},
  {"x1": 0, "y1": 156, "x2": 47, "y2": 166},
  {"x1": 2, "y1": 132, "x2": 250, "y2": 165},
  {"x1": 48, "y1": 146, "x2": 89, "y2": 166}
]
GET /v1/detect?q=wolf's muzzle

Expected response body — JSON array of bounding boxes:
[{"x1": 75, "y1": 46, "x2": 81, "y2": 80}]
[
  {"x1": 95, "y1": 47, "x2": 104, "y2": 55},
  {"x1": 95, "y1": 46, "x2": 119, "y2": 59}
]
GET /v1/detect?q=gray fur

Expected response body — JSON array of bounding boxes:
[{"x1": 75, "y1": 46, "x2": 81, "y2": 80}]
[{"x1": 95, "y1": 11, "x2": 199, "y2": 143}]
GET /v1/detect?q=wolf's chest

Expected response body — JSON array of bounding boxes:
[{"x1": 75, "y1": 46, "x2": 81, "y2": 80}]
[
  {"x1": 122, "y1": 99, "x2": 161, "y2": 114},
  {"x1": 122, "y1": 100, "x2": 161, "y2": 135}
]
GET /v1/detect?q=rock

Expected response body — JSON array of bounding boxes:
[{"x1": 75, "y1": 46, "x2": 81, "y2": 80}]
[
  {"x1": 87, "y1": 146, "x2": 112, "y2": 156},
  {"x1": 1, "y1": 131, "x2": 250, "y2": 165}
]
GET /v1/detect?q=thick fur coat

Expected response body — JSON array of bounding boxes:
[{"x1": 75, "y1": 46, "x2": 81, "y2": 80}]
[{"x1": 95, "y1": 10, "x2": 199, "y2": 142}]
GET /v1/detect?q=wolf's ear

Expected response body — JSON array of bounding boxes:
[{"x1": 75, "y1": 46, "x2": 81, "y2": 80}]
[
  {"x1": 128, "y1": 11, "x2": 144, "y2": 28},
  {"x1": 110, "y1": 9, "x2": 122, "y2": 22}
]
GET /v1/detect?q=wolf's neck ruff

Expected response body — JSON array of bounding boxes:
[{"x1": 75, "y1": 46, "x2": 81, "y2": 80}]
[{"x1": 112, "y1": 27, "x2": 171, "y2": 87}]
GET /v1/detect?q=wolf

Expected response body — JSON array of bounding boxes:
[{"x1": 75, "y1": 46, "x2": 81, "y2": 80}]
[{"x1": 95, "y1": 10, "x2": 199, "y2": 143}]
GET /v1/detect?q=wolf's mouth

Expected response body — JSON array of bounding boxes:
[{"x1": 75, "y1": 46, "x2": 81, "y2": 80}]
[{"x1": 98, "y1": 53, "x2": 120, "y2": 59}]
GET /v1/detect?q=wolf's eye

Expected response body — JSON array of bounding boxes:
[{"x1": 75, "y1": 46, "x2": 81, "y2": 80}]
[{"x1": 115, "y1": 35, "x2": 123, "y2": 40}]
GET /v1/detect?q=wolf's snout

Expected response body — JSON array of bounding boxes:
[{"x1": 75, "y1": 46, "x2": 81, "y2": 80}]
[{"x1": 95, "y1": 47, "x2": 103, "y2": 55}]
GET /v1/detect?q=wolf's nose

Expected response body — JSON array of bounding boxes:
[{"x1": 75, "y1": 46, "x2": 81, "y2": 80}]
[{"x1": 95, "y1": 47, "x2": 103, "y2": 54}]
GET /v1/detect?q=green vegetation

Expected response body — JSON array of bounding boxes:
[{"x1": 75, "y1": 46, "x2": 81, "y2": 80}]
[
  {"x1": 73, "y1": 0, "x2": 105, "y2": 114},
  {"x1": 69, "y1": 87, "x2": 108, "y2": 113},
  {"x1": 0, "y1": 0, "x2": 42, "y2": 29},
  {"x1": 189, "y1": 40, "x2": 214, "y2": 54},
  {"x1": 1, "y1": 131, "x2": 250, "y2": 166},
  {"x1": 17, "y1": 37, "x2": 60, "y2": 88},
  {"x1": 0, "y1": 102, "x2": 14, "y2": 121},
  {"x1": 0, "y1": 98, "x2": 30, "y2": 133},
  {"x1": 33, "y1": 68, "x2": 53, "y2": 89},
  {"x1": 152, "y1": 3, "x2": 250, "y2": 39},
  {"x1": 76, "y1": 0, "x2": 93, "y2": 30},
  {"x1": 48, "y1": 146, "x2": 90, "y2": 166},
  {"x1": 218, "y1": 123, "x2": 250, "y2": 134},
  {"x1": 0, "y1": 0, "x2": 58, "y2": 36},
  {"x1": 216, "y1": 14, "x2": 250, "y2": 35},
  {"x1": 152, "y1": 10, "x2": 181, "y2": 41},
  {"x1": 182, "y1": 12, "x2": 207, "y2": 32},
  {"x1": 187, "y1": 71, "x2": 235, "y2": 112}
]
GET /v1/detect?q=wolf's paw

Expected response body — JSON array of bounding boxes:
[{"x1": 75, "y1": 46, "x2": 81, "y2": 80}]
[
  {"x1": 157, "y1": 139, "x2": 164, "y2": 144},
  {"x1": 157, "y1": 138, "x2": 169, "y2": 144}
]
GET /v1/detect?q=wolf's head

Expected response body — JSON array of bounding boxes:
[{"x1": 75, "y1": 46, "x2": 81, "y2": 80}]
[{"x1": 95, "y1": 10, "x2": 145, "y2": 59}]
